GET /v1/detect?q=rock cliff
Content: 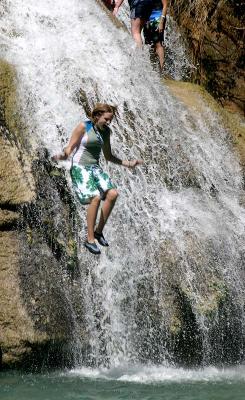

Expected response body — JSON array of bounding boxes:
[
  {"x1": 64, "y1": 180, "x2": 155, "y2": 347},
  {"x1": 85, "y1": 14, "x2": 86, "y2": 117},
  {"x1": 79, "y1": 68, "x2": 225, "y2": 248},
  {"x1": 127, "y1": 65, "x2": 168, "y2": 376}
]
[
  {"x1": 170, "y1": 0, "x2": 245, "y2": 114},
  {"x1": 0, "y1": 60, "x2": 85, "y2": 369}
]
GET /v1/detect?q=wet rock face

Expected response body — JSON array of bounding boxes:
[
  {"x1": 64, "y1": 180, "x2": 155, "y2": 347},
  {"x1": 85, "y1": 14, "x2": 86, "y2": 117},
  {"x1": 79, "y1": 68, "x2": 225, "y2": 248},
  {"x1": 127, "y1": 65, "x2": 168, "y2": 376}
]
[
  {"x1": 170, "y1": 0, "x2": 245, "y2": 114},
  {"x1": 0, "y1": 61, "x2": 85, "y2": 370}
]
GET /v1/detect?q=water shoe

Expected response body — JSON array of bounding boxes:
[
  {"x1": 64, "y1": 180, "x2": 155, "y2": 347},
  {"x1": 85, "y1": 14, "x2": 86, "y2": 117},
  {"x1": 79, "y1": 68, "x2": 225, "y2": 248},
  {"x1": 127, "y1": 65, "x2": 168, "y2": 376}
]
[
  {"x1": 84, "y1": 241, "x2": 101, "y2": 255},
  {"x1": 94, "y1": 231, "x2": 109, "y2": 247}
]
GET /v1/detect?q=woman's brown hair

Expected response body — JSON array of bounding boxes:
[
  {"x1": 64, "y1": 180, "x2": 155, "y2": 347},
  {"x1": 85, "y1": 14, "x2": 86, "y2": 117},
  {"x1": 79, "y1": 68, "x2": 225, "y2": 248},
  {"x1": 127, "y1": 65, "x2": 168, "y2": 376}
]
[{"x1": 90, "y1": 103, "x2": 117, "y2": 123}]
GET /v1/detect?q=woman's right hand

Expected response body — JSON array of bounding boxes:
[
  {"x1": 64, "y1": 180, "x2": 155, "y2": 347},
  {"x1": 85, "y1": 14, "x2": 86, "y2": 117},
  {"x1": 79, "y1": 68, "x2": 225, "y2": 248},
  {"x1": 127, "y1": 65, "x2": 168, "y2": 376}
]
[{"x1": 127, "y1": 160, "x2": 143, "y2": 168}]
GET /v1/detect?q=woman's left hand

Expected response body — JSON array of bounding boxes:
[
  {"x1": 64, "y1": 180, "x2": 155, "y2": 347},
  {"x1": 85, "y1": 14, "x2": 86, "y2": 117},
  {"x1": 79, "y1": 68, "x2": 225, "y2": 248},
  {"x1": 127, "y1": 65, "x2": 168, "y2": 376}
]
[{"x1": 51, "y1": 152, "x2": 67, "y2": 161}]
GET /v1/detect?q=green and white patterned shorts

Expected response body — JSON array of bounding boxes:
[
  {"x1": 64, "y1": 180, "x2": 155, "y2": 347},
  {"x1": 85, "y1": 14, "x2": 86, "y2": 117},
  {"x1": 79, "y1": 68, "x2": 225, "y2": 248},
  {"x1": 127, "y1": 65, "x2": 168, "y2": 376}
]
[{"x1": 70, "y1": 164, "x2": 116, "y2": 205}]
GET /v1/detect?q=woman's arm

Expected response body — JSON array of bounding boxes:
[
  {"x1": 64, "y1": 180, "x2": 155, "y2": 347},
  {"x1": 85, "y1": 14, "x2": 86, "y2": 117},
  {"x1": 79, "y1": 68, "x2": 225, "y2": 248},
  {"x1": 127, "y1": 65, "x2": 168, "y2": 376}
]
[
  {"x1": 102, "y1": 133, "x2": 143, "y2": 168},
  {"x1": 159, "y1": 0, "x2": 168, "y2": 32},
  {"x1": 113, "y1": 0, "x2": 124, "y2": 16},
  {"x1": 162, "y1": 0, "x2": 168, "y2": 17},
  {"x1": 52, "y1": 122, "x2": 86, "y2": 161}
]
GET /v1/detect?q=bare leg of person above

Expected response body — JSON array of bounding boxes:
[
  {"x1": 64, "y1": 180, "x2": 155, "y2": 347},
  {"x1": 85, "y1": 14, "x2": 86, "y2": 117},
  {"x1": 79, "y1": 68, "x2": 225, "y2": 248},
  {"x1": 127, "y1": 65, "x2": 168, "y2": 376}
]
[
  {"x1": 113, "y1": 1, "x2": 150, "y2": 47},
  {"x1": 95, "y1": 189, "x2": 119, "y2": 246},
  {"x1": 155, "y1": 41, "x2": 165, "y2": 71},
  {"x1": 131, "y1": 18, "x2": 145, "y2": 48}
]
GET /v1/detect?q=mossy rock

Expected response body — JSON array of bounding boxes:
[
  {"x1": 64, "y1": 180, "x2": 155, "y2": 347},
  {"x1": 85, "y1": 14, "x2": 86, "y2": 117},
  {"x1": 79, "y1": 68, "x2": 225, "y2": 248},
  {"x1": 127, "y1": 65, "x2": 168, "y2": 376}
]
[
  {"x1": 0, "y1": 59, "x2": 30, "y2": 147},
  {"x1": 0, "y1": 136, "x2": 35, "y2": 205},
  {"x1": 170, "y1": 1, "x2": 244, "y2": 114},
  {"x1": 165, "y1": 80, "x2": 245, "y2": 166}
]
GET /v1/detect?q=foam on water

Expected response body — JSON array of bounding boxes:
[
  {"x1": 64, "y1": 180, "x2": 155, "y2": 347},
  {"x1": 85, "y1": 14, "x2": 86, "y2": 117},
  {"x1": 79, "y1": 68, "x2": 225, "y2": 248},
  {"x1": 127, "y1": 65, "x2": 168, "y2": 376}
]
[{"x1": 69, "y1": 364, "x2": 245, "y2": 384}]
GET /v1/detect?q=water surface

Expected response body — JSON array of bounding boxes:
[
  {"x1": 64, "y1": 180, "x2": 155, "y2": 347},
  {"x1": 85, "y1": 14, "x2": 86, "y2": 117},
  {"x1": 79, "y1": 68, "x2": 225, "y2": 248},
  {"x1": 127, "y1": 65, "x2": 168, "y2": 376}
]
[{"x1": 1, "y1": 365, "x2": 245, "y2": 400}]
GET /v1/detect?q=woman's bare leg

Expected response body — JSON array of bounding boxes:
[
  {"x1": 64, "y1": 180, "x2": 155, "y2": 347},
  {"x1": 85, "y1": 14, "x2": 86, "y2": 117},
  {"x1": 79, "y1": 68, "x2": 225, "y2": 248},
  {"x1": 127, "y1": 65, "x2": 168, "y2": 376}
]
[
  {"x1": 87, "y1": 195, "x2": 101, "y2": 242},
  {"x1": 96, "y1": 189, "x2": 118, "y2": 234},
  {"x1": 155, "y1": 41, "x2": 165, "y2": 71},
  {"x1": 131, "y1": 18, "x2": 145, "y2": 47}
]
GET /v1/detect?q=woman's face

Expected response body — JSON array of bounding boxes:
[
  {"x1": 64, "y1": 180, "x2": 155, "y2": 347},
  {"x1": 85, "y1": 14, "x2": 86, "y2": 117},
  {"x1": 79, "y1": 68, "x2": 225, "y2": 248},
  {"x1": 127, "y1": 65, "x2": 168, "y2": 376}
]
[{"x1": 96, "y1": 112, "x2": 114, "y2": 129}]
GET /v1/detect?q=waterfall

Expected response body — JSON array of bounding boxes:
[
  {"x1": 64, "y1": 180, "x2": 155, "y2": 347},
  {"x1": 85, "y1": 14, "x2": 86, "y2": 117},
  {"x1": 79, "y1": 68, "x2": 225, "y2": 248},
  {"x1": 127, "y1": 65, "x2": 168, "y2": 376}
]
[{"x1": 1, "y1": 0, "x2": 245, "y2": 368}]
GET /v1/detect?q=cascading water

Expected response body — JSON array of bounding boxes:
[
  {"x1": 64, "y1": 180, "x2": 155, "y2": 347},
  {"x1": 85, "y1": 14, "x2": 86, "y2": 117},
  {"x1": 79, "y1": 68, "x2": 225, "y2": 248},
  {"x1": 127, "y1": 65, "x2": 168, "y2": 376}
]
[{"x1": 1, "y1": 0, "x2": 245, "y2": 371}]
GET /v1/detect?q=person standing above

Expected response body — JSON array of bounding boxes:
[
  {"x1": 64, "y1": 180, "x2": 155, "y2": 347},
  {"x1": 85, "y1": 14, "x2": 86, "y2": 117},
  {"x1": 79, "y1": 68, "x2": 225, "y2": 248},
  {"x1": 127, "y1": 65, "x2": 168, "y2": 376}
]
[
  {"x1": 113, "y1": 0, "x2": 154, "y2": 47},
  {"x1": 143, "y1": 0, "x2": 168, "y2": 72},
  {"x1": 53, "y1": 104, "x2": 143, "y2": 255}
]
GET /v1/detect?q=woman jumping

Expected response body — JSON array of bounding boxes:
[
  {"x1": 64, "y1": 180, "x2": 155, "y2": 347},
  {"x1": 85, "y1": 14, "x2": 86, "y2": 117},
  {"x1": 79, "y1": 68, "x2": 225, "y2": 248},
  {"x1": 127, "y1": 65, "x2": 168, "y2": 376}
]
[{"x1": 53, "y1": 103, "x2": 142, "y2": 255}]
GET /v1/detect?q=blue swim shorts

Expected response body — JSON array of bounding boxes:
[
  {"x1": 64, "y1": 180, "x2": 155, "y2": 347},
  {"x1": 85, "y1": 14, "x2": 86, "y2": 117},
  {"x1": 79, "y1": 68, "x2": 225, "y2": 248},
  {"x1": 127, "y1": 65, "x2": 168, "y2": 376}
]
[{"x1": 143, "y1": 9, "x2": 164, "y2": 44}]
